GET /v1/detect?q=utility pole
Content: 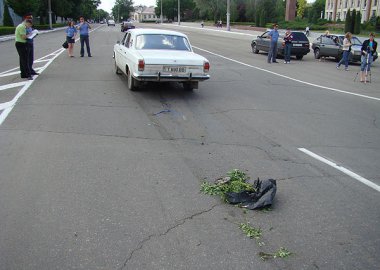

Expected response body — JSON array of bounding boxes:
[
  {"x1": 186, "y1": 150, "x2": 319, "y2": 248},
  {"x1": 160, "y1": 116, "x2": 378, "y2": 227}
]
[
  {"x1": 160, "y1": 0, "x2": 163, "y2": 23},
  {"x1": 48, "y1": 0, "x2": 52, "y2": 29},
  {"x1": 178, "y1": 0, "x2": 180, "y2": 25},
  {"x1": 226, "y1": 0, "x2": 230, "y2": 31}
]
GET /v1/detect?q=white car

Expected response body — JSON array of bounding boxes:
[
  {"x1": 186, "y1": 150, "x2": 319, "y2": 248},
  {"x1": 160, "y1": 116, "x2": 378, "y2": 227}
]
[
  {"x1": 113, "y1": 28, "x2": 210, "y2": 91},
  {"x1": 107, "y1": 19, "x2": 115, "y2": 26}
]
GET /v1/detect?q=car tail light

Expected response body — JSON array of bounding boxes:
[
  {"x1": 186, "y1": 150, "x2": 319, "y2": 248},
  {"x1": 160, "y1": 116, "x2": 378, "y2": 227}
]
[
  {"x1": 203, "y1": 61, "x2": 210, "y2": 72},
  {"x1": 138, "y1": 60, "x2": 145, "y2": 71}
]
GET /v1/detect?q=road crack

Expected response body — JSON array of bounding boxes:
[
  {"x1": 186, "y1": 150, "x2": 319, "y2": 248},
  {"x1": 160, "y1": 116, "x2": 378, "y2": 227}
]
[{"x1": 118, "y1": 204, "x2": 219, "y2": 269}]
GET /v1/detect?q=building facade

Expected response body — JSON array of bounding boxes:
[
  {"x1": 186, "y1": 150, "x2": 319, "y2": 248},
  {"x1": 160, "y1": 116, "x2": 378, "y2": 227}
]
[
  {"x1": 133, "y1": 6, "x2": 159, "y2": 22},
  {"x1": 325, "y1": 0, "x2": 379, "y2": 22}
]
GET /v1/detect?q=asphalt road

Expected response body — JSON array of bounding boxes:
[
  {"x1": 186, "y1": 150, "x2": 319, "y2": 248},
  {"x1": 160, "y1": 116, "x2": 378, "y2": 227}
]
[{"x1": 0, "y1": 23, "x2": 379, "y2": 270}]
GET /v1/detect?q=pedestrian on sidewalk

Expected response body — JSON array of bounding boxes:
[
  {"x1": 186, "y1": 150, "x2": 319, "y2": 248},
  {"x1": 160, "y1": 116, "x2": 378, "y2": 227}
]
[
  {"x1": 283, "y1": 28, "x2": 293, "y2": 64},
  {"x1": 76, "y1": 16, "x2": 92, "y2": 57},
  {"x1": 15, "y1": 19, "x2": 33, "y2": 80},
  {"x1": 267, "y1": 23, "x2": 279, "y2": 63},
  {"x1": 336, "y1": 32, "x2": 352, "y2": 71},
  {"x1": 66, "y1": 21, "x2": 77, "y2": 57}
]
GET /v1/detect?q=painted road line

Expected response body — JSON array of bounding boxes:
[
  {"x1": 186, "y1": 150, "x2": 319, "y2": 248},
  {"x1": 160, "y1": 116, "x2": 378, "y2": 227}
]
[
  {"x1": 298, "y1": 148, "x2": 380, "y2": 192},
  {"x1": 0, "y1": 67, "x2": 19, "y2": 75},
  {"x1": 193, "y1": 46, "x2": 380, "y2": 102},
  {"x1": 0, "y1": 71, "x2": 22, "y2": 78},
  {"x1": 0, "y1": 82, "x2": 27, "y2": 91}
]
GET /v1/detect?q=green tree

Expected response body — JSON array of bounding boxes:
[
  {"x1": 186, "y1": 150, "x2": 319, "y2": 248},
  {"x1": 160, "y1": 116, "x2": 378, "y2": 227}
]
[
  {"x1": 3, "y1": 1, "x2": 14, "y2": 26},
  {"x1": 112, "y1": 0, "x2": 134, "y2": 22},
  {"x1": 350, "y1": 9, "x2": 356, "y2": 33},
  {"x1": 297, "y1": 0, "x2": 307, "y2": 18},
  {"x1": 354, "y1": 10, "x2": 361, "y2": 34},
  {"x1": 344, "y1": 8, "x2": 351, "y2": 32},
  {"x1": 7, "y1": 0, "x2": 40, "y2": 17}
]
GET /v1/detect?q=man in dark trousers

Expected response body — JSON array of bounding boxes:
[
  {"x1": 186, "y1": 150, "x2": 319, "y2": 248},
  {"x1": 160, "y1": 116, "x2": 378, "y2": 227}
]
[
  {"x1": 15, "y1": 19, "x2": 33, "y2": 80},
  {"x1": 77, "y1": 16, "x2": 92, "y2": 57}
]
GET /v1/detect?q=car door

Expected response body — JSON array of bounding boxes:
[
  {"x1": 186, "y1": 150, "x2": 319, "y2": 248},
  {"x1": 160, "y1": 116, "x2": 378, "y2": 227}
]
[
  {"x1": 115, "y1": 33, "x2": 127, "y2": 70},
  {"x1": 119, "y1": 33, "x2": 132, "y2": 73},
  {"x1": 322, "y1": 36, "x2": 340, "y2": 57},
  {"x1": 257, "y1": 31, "x2": 270, "y2": 52}
]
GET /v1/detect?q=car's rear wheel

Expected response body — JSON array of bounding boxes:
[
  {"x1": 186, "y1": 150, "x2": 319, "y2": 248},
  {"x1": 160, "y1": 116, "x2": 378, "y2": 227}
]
[
  {"x1": 127, "y1": 69, "x2": 137, "y2": 91},
  {"x1": 251, "y1": 43, "x2": 259, "y2": 54},
  {"x1": 314, "y1": 48, "x2": 321, "y2": 59},
  {"x1": 296, "y1": 55, "x2": 304, "y2": 60}
]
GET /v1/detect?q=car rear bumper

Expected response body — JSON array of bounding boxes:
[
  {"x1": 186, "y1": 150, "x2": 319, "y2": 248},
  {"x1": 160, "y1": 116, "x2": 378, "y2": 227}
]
[{"x1": 134, "y1": 73, "x2": 210, "y2": 82}]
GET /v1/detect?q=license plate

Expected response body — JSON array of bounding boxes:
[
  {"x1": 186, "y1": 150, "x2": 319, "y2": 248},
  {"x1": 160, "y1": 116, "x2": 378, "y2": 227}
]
[
  {"x1": 293, "y1": 44, "x2": 302, "y2": 47},
  {"x1": 163, "y1": 66, "x2": 186, "y2": 73}
]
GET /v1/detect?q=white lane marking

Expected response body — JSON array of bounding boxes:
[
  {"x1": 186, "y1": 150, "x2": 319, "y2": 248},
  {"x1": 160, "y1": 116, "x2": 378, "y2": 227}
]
[
  {"x1": 193, "y1": 46, "x2": 380, "y2": 102},
  {"x1": 0, "y1": 71, "x2": 22, "y2": 77},
  {"x1": 0, "y1": 82, "x2": 27, "y2": 91},
  {"x1": 0, "y1": 26, "x2": 102, "y2": 126},
  {"x1": 298, "y1": 148, "x2": 380, "y2": 192},
  {"x1": 0, "y1": 67, "x2": 19, "y2": 75},
  {"x1": 0, "y1": 49, "x2": 65, "y2": 125}
]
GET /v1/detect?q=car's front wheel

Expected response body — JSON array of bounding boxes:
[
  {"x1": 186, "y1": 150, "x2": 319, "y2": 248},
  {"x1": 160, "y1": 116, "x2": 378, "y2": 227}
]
[
  {"x1": 251, "y1": 43, "x2": 259, "y2": 54},
  {"x1": 127, "y1": 69, "x2": 137, "y2": 91},
  {"x1": 314, "y1": 48, "x2": 321, "y2": 59}
]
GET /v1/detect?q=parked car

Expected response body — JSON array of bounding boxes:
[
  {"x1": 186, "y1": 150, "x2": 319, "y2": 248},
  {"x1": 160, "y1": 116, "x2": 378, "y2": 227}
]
[
  {"x1": 311, "y1": 34, "x2": 378, "y2": 62},
  {"x1": 107, "y1": 19, "x2": 115, "y2": 26},
  {"x1": 251, "y1": 31, "x2": 310, "y2": 60},
  {"x1": 113, "y1": 29, "x2": 210, "y2": 91},
  {"x1": 121, "y1": 21, "x2": 135, "y2": 32}
]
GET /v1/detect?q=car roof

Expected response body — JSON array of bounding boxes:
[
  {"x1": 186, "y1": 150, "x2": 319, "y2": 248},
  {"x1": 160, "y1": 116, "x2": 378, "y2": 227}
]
[{"x1": 128, "y1": 28, "x2": 188, "y2": 37}]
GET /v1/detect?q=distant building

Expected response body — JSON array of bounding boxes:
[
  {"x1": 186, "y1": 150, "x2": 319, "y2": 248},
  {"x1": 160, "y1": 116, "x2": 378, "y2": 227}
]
[
  {"x1": 133, "y1": 6, "x2": 161, "y2": 22},
  {"x1": 325, "y1": 0, "x2": 379, "y2": 22}
]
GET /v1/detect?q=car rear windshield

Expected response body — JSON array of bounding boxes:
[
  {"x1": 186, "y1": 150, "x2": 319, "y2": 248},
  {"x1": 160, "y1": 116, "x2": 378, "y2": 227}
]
[
  {"x1": 291, "y1": 32, "x2": 309, "y2": 41},
  {"x1": 135, "y1": 34, "x2": 191, "y2": 51}
]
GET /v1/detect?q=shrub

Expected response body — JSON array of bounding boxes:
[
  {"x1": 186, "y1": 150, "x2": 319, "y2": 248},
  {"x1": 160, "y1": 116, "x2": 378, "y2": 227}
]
[{"x1": 0, "y1": 27, "x2": 16, "y2": 36}]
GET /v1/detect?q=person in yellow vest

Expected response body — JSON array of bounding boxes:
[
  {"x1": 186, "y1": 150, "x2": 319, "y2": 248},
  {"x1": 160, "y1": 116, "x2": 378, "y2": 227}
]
[{"x1": 15, "y1": 19, "x2": 33, "y2": 80}]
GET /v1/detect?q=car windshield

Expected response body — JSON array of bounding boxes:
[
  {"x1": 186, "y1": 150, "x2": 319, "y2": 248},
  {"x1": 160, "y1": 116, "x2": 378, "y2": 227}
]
[
  {"x1": 338, "y1": 36, "x2": 362, "y2": 45},
  {"x1": 135, "y1": 34, "x2": 191, "y2": 51}
]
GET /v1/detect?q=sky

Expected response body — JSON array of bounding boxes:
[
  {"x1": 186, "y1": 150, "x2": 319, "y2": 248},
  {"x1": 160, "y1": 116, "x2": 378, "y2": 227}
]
[
  {"x1": 99, "y1": 0, "x2": 157, "y2": 13},
  {"x1": 99, "y1": 0, "x2": 315, "y2": 14}
]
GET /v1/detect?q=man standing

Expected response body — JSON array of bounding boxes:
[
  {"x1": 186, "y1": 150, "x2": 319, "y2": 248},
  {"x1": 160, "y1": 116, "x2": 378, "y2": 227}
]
[
  {"x1": 15, "y1": 19, "x2": 33, "y2": 80},
  {"x1": 267, "y1": 24, "x2": 279, "y2": 63},
  {"x1": 77, "y1": 16, "x2": 92, "y2": 57}
]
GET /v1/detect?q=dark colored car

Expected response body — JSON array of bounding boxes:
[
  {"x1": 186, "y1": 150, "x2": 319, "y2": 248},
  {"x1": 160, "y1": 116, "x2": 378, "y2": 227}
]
[
  {"x1": 251, "y1": 31, "x2": 310, "y2": 60},
  {"x1": 311, "y1": 34, "x2": 378, "y2": 62},
  {"x1": 121, "y1": 21, "x2": 135, "y2": 32}
]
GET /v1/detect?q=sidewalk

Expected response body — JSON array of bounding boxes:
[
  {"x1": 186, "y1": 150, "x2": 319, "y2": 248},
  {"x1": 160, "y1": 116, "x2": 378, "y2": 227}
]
[{"x1": 0, "y1": 27, "x2": 65, "y2": 42}]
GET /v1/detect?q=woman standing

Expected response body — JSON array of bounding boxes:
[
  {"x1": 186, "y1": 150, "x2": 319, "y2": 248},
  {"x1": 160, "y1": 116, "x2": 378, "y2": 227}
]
[
  {"x1": 66, "y1": 21, "x2": 77, "y2": 57},
  {"x1": 283, "y1": 28, "x2": 293, "y2": 64},
  {"x1": 336, "y1": 32, "x2": 352, "y2": 71}
]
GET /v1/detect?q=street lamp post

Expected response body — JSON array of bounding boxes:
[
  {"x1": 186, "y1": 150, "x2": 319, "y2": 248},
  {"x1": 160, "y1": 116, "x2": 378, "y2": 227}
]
[
  {"x1": 48, "y1": 0, "x2": 52, "y2": 29},
  {"x1": 178, "y1": 0, "x2": 180, "y2": 25},
  {"x1": 161, "y1": 0, "x2": 163, "y2": 23},
  {"x1": 226, "y1": 0, "x2": 230, "y2": 31}
]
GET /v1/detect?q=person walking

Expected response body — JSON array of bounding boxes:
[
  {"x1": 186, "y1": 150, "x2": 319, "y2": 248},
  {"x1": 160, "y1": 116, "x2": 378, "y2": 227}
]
[
  {"x1": 283, "y1": 28, "x2": 293, "y2": 64},
  {"x1": 66, "y1": 21, "x2": 77, "y2": 57},
  {"x1": 77, "y1": 16, "x2": 92, "y2": 57},
  {"x1": 336, "y1": 32, "x2": 352, "y2": 71},
  {"x1": 15, "y1": 19, "x2": 33, "y2": 80},
  {"x1": 360, "y1": 33, "x2": 377, "y2": 82},
  {"x1": 267, "y1": 24, "x2": 279, "y2": 63}
]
